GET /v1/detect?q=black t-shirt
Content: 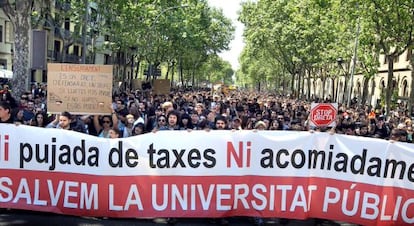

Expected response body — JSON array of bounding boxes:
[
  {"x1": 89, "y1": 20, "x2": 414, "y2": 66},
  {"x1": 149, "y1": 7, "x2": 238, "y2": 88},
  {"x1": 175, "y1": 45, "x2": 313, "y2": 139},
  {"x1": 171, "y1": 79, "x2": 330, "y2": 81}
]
[{"x1": 0, "y1": 116, "x2": 14, "y2": 124}]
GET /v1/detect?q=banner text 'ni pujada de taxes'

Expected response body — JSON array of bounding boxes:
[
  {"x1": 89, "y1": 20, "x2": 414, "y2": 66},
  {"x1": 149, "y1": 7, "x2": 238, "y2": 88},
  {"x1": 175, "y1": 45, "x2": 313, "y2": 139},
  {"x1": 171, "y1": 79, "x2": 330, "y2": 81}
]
[{"x1": 0, "y1": 124, "x2": 414, "y2": 225}]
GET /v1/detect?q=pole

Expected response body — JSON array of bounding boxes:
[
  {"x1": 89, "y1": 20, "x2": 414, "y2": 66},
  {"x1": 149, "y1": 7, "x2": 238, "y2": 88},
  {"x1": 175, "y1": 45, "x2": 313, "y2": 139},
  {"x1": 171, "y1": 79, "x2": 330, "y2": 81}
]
[
  {"x1": 81, "y1": 0, "x2": 89, "y2": 64},
  {"x1": 146, "y1": 5, "x2": 189, "y2": 79},
  {"x1": 347, "y1": 16, "x2": 360, "y2": 107}
]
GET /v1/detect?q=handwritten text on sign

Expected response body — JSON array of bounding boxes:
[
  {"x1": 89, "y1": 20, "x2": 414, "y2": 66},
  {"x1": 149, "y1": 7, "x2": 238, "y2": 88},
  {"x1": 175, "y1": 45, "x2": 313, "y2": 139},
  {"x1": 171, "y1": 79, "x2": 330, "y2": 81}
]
[{"x1": 47, "y1": 63, "x2": 113, "y2": 114}]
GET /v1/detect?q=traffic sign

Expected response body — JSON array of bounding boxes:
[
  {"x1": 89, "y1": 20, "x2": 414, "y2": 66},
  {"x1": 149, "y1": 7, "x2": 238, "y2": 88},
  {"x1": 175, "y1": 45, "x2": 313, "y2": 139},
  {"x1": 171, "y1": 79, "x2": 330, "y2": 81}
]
[{"x1": 309, "y1": 103, "x2": 338, "y2": 127}]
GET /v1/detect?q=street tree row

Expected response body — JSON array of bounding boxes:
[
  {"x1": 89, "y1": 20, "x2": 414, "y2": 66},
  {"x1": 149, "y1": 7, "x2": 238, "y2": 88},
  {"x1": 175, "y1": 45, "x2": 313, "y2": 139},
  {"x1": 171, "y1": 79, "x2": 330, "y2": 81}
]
[
  {"x1": 1, "y1": 0, "x2": 235, "y2": 99},
  {"x1": 238, "y1": 0, "x2": 414, "y2": 114}
]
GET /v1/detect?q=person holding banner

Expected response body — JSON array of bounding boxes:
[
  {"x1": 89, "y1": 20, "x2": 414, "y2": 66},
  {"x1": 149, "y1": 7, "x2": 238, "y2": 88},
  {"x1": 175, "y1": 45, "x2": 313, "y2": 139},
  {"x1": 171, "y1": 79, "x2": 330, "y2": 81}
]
[
  {"x1": 93, "y1": 113, "x2": 118, "y2": 138},
  {"x1": 0, "y1": 101, "x2": 14, "y2": 123},
  {"x1": 46, "y1": 111, "x2": 73, "y2": 130},
  {"x1": 108, "y1": 127, "x2": 121, "y2": 139},
  {"x1": 30, "y1": 112, "x2": 48, "y2": 127},
  {"x1": 213, "y1": 115, "x2": 228, "y2": 130},
  {"x1": 159, "y1": 110, "x2": 181, "y2": 131}
]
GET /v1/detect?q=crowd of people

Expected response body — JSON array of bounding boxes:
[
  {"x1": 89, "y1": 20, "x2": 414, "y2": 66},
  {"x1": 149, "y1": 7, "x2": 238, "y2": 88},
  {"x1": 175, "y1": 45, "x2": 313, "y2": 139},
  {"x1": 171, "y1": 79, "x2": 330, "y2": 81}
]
[
  {"x1": 4, "y1": 83, "x2": 410, "y2": 226},
  {"x1": 0, "y1": 82, "x2": 413, "y2": 144}
]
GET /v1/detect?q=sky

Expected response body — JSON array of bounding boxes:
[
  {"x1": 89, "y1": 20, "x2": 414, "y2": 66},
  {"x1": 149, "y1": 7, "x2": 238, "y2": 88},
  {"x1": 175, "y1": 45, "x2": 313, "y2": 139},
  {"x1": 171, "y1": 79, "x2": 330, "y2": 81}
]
[{"x1": 207, "y1": 0, "x2": 245, "y2": 71}]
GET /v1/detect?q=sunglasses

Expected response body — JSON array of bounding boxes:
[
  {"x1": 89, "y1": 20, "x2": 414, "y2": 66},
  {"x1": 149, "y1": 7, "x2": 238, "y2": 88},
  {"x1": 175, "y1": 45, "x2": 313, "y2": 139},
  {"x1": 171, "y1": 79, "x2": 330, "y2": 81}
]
[
  {"x1": 103, "y1": 120, "x2": 111, "y2": 123},
  {"x1": 158, "y1": 119, "x2": 166, "y2": 122}
]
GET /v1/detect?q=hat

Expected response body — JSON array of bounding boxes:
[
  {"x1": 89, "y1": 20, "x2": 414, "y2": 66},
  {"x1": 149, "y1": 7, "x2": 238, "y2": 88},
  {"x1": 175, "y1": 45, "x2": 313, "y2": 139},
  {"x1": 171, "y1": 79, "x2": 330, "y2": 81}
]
[
  {"x1": 255, "y1": 121, "x2": 266, "y2": 129},
  {"x1": 232, "y1": 117, "x2": 241, "y2": 122}
]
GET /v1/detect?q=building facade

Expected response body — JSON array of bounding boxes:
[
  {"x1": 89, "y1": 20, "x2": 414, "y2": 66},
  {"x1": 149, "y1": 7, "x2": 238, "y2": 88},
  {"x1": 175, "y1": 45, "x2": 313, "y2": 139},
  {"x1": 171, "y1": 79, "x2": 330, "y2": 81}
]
[
  {"x1": 309, "y1": 48, "x2": 413, "y2": 107},
  {"x1": 0, "y1": 10, "x2": 13, "y2": 71}
]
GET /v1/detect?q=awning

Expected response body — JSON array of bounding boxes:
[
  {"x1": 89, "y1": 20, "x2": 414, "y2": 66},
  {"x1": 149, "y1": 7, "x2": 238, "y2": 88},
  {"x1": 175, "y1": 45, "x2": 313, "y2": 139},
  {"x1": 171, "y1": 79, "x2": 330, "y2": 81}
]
[{"x1": 0, "y1": 69, "x2": 13, "y2": 79}]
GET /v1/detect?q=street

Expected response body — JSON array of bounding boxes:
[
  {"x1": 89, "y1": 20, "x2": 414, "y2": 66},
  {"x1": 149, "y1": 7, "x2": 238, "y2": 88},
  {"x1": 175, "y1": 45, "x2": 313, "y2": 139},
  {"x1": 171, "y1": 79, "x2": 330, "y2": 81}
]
[{"x1": 0, "y1": 209, "x2": 357, "y2": 226}]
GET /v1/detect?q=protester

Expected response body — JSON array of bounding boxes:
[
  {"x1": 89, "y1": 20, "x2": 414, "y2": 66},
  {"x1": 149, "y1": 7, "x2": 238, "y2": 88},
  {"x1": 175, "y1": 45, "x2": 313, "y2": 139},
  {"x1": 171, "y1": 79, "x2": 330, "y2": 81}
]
[
  {"x1": 159, "y1": 110, "x2": 181, "y2": 130},
  {"x1": 46, "y1": 111, "x2": 73, "y2": 130},
  {"x1": 0, "y1": 101, "x2": 14, "y2": 123},
  {"x1": 30, "y1": 112, "x2": 48, "y2": 127},
  {"x1": 109, "y1": 127, "x2": 121, "y2": 139},
  {"x1": 4, "y1": 84, "x2": 414, "y2": 226}
]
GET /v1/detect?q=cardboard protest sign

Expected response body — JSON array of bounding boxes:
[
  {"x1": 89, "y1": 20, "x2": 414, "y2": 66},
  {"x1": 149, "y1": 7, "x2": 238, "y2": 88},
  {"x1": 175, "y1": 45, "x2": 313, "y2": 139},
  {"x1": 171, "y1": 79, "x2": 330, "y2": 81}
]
[
  {"x1": 47, "y1": 63, "x2": 113, "y2": 114},
  {"x1": 153, "y1": 79, "x2": 170, "y2": 95},
  {"x1": 131, "y1": 79, "x2": 142, "y2": 90}
]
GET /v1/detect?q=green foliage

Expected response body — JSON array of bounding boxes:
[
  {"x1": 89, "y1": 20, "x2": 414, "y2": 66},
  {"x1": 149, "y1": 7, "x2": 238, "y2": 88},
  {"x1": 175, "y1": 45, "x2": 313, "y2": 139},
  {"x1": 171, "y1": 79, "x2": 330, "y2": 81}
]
[
  {"x1": 93, "y1": 0, "x2": 234, "y2": 84},
  {"x1": 238, "y1": 0, "x2": 413, "y2": 103},
  {"x1": 200, "y1": 54, "x2": 234, "y2": 84}
]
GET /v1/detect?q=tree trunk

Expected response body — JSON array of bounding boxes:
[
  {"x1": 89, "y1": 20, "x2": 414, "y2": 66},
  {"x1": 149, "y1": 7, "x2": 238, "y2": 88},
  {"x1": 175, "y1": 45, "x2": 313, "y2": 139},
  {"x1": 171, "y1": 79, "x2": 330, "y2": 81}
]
[
  {"x1": 165, "y1": 61, "x2": 170, "y2": 80},
  {"x1": 307, "y1": 69, "x2": 311, "y2": 100},
  {"x1": 179, "y1": 61, "x2": 184, "y2": 87},
  {"x1": 3, "y1": 0, "x2": 32, "y2": 101},
  {"x1": 385, "y1": 55, "x2": 395, "y2": 115},
  {"x1": 360, "y1": 77, "x2": 370, "y2": 106},
  {"x1": 321, "y1": 78, "x2": 326, "y2": 101},
  {"x1": 408, "y1": 55, "x2": 414, "y2": 116},
  {"x1": 297, "y1": 72, "x2": 301, "y2": 98},
  {"x1": 342, "y1": 75, "x2": 348, "y2": 105},
  {"x1": 170, "y1": 61, "x2": 175, "y2": 88},
  {"x1": 290, "y1": 73, "x2": 295, "y2": 97},
  {"x1": 135, "y1": 60, "x2": 140, "y2": 79}
]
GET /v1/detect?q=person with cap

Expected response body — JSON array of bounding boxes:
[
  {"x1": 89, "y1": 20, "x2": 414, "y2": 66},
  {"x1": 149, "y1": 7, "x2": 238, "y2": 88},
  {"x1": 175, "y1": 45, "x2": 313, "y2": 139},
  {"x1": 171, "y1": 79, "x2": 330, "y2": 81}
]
[{"x1": 230, "y1": 116, "x2": 242, "y2": 130}]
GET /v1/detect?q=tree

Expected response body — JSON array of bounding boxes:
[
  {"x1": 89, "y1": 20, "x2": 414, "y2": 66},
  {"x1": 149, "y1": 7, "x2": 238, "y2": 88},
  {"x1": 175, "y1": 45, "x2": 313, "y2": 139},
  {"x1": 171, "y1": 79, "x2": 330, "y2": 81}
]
[
  {"x1": 1, "y1": 0, "x2": 33, "y2": 100},
  {"x1": 239, "y1": 0, "x2": 347, "y2": 98},
  {"x1": 347, "y1": 0, "x2": 414, "y2": 114},
  {"x1": 96, "y1": 0, "x2": 234, "y2": 87}
]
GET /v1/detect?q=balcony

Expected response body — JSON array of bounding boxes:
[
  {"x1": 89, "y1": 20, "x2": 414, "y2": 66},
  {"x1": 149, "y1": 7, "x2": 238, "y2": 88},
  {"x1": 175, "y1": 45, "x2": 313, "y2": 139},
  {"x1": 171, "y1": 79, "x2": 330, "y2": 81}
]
[
  {"x1": 54, "y1": 27, "x2": 72, "y2": 40},
  {"x1": 48, "y1": 50, "x2": 97, "y2": 64},
  {"x1": 0, "y1": 42, "x2": 12, "y2": 54},
  {"x1": 48, "y1": 50, "x2": 81, "y2": 64},
  {"x1": 55, "y1": 0, "x2": 71, "y2": 11}
]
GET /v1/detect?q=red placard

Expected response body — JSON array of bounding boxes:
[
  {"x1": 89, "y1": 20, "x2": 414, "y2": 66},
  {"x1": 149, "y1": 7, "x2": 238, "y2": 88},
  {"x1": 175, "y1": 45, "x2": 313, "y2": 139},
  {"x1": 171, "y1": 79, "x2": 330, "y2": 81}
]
[{"x1": 310, "y1": 103, "x2": 337, "y2": 127}]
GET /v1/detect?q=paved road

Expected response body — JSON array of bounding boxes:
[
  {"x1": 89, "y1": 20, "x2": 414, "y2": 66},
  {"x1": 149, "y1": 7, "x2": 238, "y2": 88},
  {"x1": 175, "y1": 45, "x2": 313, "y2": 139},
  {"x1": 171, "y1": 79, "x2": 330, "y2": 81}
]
[{"x1": 0, "y1": 209, "x2": 356, "y2": 226}]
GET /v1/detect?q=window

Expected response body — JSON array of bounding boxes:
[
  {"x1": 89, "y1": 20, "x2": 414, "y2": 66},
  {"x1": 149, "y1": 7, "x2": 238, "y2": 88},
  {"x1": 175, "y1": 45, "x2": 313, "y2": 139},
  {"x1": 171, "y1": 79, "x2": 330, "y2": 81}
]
[
  {"x1": 104, "y1": 54, "x2": 111, "y2": 65},
  {"x1": 407, "y1": 48, "x2": 412, "y2": 61},
  {"x1": 5, "y1": 21, "x2": 11, "y2": 43},
  {"x1": 0, "y1": 25, "x2": 3, "y2": 43},
  {"x1": 73, "y1": 45, "x2": 79, "y2": 56},
  {"x1": 64, "y1": 18, "x2": 70, "y2": 30},
  {"x1": 0, "y1": 59, "x2": 7, "y2": 69},
  {"x1": 54, "y1": 40, "x2": 61, "y2": 52}
]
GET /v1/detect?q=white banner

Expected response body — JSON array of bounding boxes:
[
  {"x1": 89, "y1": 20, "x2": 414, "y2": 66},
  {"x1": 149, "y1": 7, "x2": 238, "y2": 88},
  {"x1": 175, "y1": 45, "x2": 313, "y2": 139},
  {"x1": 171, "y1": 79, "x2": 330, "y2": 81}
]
[{"x1": 0, "y1": 124, "x2": 414, "y2": 225}]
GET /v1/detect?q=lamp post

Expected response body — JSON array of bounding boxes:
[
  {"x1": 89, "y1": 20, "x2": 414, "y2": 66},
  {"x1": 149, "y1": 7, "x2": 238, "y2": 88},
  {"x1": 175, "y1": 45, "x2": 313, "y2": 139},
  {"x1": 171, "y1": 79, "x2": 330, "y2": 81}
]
[
  {"x1": 81, "y1": 0, "x2": 89, "y2": 64},
  {"x1": 146, "y1": 4, "x2": 189, "y2": 80},
  {"x1": 347, "y1": 16, "x2": 360, "y2": 107},
  {"x1": 337, "y1": 57, "x2": 348, "y2": 104}
]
